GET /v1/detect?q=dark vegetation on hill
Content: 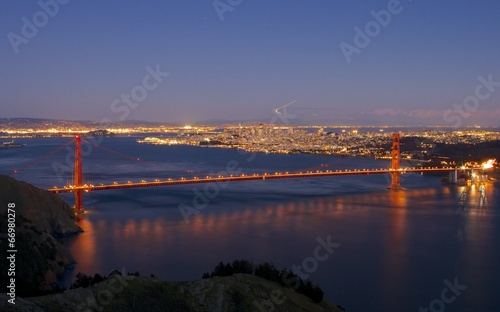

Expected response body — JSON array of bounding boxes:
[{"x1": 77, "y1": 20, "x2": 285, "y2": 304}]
[
  {"x1": 0, "y1": 174, "x2": 81, "y2": 296},
  {"x1": 202, "y1": 259, "x2": 325, "y2": 303},
  {"x1": 1, "y1": 270, "x2": 344, "y2": 312}
]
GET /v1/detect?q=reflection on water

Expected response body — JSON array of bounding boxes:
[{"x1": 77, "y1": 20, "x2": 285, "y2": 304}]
[
  {"x1": 2, "y1": 138, "x2": 498, "y2": 312},
  {"x1": 58, "y1": 184, "x2": 500, "y2": 312}
]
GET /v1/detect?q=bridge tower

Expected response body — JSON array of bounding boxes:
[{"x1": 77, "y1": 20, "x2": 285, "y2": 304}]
[
  {"x1": 74, "y1": 136, "x2": 84, "y2": 215},
  {"x1": 388, "y1": 133, "x2": 403, "y2": 190}
]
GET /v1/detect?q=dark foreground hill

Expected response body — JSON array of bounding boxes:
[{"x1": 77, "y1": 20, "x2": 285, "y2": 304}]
[
  {"x1": 0, "y1": 274, "x2": 345, "y2": 312},
  {"x1": 0, "y1": 174, "x2": 81, "y2": 295}
]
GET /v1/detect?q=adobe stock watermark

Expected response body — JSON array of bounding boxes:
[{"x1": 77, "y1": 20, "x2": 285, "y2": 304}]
[
  {"x1": 51, "y1": 64, "x2": 169, "y2": 182},
  {"x1": 443, "y1": 74, "x2": 499, "y2": 128},
  {"x1": 76, "y1": 267, "x2": 134, "y2": 312},
  {"x1": 178, "y1": 101, "x2": 296, "y2": 224},
  {"x1": 7, "y1": 0, "x2": 70, "y2": 54},
  {"x1": 213, "y1": 0, "x2": 243, "y2": 21},
  {"x1": 418, "y1": 277, "x2": 467, "y2": 312},
  {"x1": 339, "y1": 0, "x2": 403, "y2": 64},
  {"x1": 178, "y1": 158, "x2": 248, "y2": 223},
  {"x1": 253, "y1": 235, "x2": 340, "y2": 311},
  {"x1": 292, "y1": 235, "x2": 340, "y2": 280}
]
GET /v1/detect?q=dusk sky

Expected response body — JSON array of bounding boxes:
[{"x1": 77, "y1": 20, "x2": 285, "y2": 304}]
[{"x1": 1, "y1": 0, "x2": 499, "y2": 126}]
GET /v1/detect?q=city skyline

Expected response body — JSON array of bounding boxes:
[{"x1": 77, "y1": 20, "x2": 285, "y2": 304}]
[{"x1": 2, "y1": 0, "x2": 500, "y2": 126}]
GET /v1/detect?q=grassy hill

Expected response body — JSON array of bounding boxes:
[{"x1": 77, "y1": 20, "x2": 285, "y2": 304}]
[{"x1": 0, "y1": 274, "x2": 345, "y2": 312}]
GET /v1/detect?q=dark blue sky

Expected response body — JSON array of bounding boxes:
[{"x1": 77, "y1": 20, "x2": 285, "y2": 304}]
[{"x1": 1, "y1": 0, "x2": 499, "y2": 126}]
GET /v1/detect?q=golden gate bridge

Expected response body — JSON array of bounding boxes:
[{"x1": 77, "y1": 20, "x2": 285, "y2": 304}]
[{"x1": 14, "y1": 133, "x2": 481, "y2": 216}]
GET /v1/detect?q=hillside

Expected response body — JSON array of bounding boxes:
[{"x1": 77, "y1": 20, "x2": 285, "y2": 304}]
[
  {"x1": 0, "y1": 174, "x2": 81, "y2": 236},
  {"x1": 0, "y1": 274, "x2": 345, "y2": 312},
  {"x1": 0, "y1": 174, "x2": 81, "y2": 296}
]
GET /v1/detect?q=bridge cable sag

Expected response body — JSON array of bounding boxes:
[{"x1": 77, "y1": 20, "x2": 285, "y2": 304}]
[{"x1": 8, "y1": 139, "x2": 75, "y2": 176}]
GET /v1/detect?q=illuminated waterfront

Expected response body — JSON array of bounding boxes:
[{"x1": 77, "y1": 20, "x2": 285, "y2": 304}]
[{"x1": 1, "y1": 136, "x2": 499, "y2": 311}]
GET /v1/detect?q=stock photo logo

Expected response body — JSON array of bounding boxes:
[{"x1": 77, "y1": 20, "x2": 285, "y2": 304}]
[
  {"x1": 7, "y1": 0, "x2": 71, "y2": 53},
  {"x1": 340, "y1": 0, "x2": 403, "y2": 64}
]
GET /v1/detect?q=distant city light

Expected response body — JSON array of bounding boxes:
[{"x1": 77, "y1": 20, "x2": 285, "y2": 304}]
[{"x1": 482, "y1": 159, "x2": 496, "y2": 169}]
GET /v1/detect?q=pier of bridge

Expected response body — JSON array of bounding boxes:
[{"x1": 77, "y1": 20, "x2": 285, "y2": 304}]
[{"x1": 48, "y1": 133, "x2": 479, "y2": 216}]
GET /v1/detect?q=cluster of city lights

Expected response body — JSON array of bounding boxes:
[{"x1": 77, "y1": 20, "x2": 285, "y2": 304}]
[{"x1": 482, "y1": 159, "x2": 496, "y2": 169}]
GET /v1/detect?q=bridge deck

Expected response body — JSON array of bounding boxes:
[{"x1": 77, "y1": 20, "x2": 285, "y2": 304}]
[{"x1": 47, "y1": 167, "x2": 462, "y2": 193}]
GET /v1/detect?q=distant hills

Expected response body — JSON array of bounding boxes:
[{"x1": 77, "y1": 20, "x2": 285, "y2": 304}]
[
  {"x1": 0, "y1": 117, "x2": 379, "y2": 129},
  {"x1": 1, "y1": 117, "x2": 498, "y2": 128},
  {"x1": 0, "y1": 118, "x2": 179, "y2": 130}
]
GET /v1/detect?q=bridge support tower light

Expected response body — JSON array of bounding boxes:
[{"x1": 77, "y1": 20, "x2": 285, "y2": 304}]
[
  {"x1": 388, "y1": 133, "x2": 403, "y2": 190},
  {"x1": 74, "y1": 136, "x2": 84, "y2": 216}
]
